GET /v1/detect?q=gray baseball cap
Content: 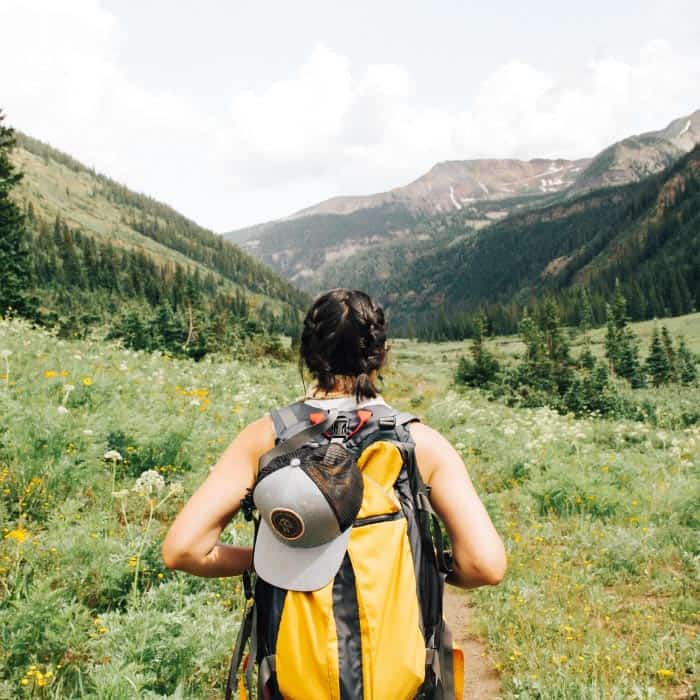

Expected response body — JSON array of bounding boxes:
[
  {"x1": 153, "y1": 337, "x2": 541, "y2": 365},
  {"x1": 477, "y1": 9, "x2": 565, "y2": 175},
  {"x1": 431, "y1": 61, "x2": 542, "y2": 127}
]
[{"x1": 252, "y1": 442, "x2": 363, "y2": 592}]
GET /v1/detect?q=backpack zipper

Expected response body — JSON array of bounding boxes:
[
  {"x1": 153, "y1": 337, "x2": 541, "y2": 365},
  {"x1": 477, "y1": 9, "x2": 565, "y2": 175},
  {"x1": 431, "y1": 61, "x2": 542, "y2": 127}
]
[{"x1": 353, "y1": 511, "x2": 404, "y2": 527}]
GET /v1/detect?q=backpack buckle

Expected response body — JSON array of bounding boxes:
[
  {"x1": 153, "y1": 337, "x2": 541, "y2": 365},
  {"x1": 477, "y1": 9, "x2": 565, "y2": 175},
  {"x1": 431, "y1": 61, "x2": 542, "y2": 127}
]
[
  {"x1": 328, "y1": 415, "x2": 350, "y2": 442},
  {"x1": 378, "y1": 415, "x2": 397, "y2": 429}
]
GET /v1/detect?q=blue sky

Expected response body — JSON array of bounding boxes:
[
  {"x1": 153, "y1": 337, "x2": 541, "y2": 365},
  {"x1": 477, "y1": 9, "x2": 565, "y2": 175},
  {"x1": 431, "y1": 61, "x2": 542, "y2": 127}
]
[{"x1": 2, "y1": 0, "x2": 699, "y2": 231}]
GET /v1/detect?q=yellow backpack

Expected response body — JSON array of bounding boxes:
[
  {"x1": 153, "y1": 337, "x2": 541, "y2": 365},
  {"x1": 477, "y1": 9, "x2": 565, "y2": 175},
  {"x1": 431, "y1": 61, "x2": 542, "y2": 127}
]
[{"x1": 226, "y1": 401, "x2": 464, "y2": 700}]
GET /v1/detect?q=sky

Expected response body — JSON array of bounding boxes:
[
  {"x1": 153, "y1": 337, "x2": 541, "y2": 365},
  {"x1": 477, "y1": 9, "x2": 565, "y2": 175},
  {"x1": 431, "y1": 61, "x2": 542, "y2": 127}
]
[{"x1": 1, "y1": 0, "x2": 699, "y2": 232}]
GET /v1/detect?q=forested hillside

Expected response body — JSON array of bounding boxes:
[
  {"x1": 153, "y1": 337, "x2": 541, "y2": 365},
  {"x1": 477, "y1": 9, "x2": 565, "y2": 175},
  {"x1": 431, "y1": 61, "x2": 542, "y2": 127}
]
[
  {"x1": 2, "y1": 122, "x2": 309, "y2": 358},
  {"x1": 329, "y1": 146, "x2": 700, "y2": 339}
]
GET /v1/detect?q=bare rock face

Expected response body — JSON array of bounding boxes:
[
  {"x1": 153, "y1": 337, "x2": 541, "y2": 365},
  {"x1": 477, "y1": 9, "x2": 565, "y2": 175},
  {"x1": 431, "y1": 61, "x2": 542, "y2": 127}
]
[
  {"x1": 286, "y1": 157, "x2": 591, "y2": 220},
  {"x1": 571, "y1": 110, "x2": 700, "y2": 194}
]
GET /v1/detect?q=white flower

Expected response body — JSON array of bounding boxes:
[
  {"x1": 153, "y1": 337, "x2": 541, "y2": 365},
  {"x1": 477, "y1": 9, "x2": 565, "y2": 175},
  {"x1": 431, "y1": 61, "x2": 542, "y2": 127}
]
[
  {"x1": 103, "y1": 449, "x2": 123, "y2": 462},
  {"x1": 83, "y1": 429, "x2": 94, "y2": 435},
  {"x1": 63, "y1": 384, "x2": 75, "y2": 392},
  {"x1": 133, "y1": 469, "x2": 165, "y2": 496},
  {"x1": 168, "y1": 482, "x2": 184, "y2": 496},
  {"x1": 189, "y1": 398, "x2": 201, "y2": 406},
  {"x1": 57, "y1": 406, "x2": 69, "y2": 414},
  {"x1": 0, "y1": 349, "x2": 11, "y2": 358}
]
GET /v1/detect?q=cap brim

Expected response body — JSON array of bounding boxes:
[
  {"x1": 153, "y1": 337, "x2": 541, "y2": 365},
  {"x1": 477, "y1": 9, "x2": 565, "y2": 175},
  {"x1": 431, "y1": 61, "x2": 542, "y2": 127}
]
[{"x1": 253, "y1": 518, "x2": 351, "y2": 592}]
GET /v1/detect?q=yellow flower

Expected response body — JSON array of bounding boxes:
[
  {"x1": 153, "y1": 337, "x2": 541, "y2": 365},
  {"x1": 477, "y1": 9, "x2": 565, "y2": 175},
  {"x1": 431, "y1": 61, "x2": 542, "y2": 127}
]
[
  {"x1": 59, "y1": 370, "x2": 69, "y2": 376},
  {"x1": 98, "y1": 627, "x2": 108, "y2": 634},
  {"x1": 4, "y1": 528, "x2": 27, "y2": 543},
  {"x1": 656, "y1": 669, "x2": 674, "y2": 678},
  {"x1": 157, "y1": 573, "x2": 164, "y2": 580},
  {"x1": 44, "y1": 370, "x2": 57, "y2": 378},
  {"x1": 37, "y1": 679, "x2": 47, "y2": 687},
  {"x1": 20, "y1": 678, "x2": 29, "y2": 686},
  {"x1": 82, "y1": 377, "x2": 93, "y2": 386}
]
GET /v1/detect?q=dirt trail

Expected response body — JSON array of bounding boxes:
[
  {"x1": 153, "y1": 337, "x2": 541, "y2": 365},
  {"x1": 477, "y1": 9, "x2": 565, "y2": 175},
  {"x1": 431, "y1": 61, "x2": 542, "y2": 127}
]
[{"x1": 443, "y1": 586, "x2": 502, "y2": 700}]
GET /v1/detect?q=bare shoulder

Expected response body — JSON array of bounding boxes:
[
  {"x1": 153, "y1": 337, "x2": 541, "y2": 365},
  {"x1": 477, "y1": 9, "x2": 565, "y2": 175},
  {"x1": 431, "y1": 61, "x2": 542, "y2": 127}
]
[
  {"x1": 240, "y1": 412, "x2": 275, "y2": 442},
  {"x1": 407, "y1": 420, "x2": 457, "y2": 453},
  {"x1": 406, "y1": 420, "x2": 460, "y2": 484},
  {"x1": 219, "y1": 413, "x2": 276, "y2": 480}
]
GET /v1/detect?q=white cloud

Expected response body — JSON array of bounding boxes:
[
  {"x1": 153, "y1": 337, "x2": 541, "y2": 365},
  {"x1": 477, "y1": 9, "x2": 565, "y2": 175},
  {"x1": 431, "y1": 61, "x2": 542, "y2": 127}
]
[{"x1": 1, "y1": 0, "x2": 699, "y2": 231}]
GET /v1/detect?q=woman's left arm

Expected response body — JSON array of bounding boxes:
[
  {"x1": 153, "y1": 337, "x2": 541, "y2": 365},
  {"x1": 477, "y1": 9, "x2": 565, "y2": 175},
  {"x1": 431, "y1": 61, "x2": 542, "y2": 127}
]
[{"x1": 161, "y1": 414, "x2": 275, "y2": 577}]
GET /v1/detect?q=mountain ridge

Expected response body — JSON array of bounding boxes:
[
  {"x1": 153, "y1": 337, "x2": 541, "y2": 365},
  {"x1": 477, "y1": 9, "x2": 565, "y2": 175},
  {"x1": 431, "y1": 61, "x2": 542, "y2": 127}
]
[{"x1": 224, "y1": 109, "x2": 700, "y2": 291}]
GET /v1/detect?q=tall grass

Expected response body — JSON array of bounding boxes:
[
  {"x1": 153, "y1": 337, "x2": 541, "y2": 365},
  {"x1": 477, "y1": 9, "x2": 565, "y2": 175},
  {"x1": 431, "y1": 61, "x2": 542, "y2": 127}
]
[{"x1": 0, "y1": 319, "x2": 697, "y2": 698}]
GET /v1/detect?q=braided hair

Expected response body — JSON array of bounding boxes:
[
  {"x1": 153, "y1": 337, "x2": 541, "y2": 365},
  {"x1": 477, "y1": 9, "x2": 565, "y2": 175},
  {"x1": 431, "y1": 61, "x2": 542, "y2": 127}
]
[{"x1": 299, "y1": 288, "x2": 388, "y2": 402}]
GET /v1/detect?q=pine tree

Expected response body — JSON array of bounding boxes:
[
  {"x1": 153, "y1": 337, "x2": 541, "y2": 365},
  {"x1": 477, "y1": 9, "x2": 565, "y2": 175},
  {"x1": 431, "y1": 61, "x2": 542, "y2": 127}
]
[
  {"x1": 455, "y1": 311, "x2": 500, "y2": 387},
  {"x1": 677, "y1": 337, "x2": 698, "y2": 385},
  {"x1": 577, "y1": 288, "x2": 596, "y2": 370},
  {"x1": 154, "y1": 302, "x2": 184, "y2": 351},
  {"x1": 0, "y1": 110, "x2": 36, "y2": 318},
  {"x1": 604, "y1": 282, "x2": 644, "y2": 387},
  {"x1": 646, "y1": 325, "x2": 671, "y2": 387},
  {"x1": 604, "y1": 302, "x2": 618, "y2": 371},
  {"x1": 538, "y1": 297, "x2": 574, "y2": 393},
  {"x1": 660, "y1": 325, "x2": 677, "y2": 381}
]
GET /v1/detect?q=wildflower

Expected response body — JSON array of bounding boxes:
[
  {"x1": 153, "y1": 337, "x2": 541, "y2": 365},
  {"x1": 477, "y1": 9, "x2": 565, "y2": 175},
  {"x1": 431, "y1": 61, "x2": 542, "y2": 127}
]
[
  {"x1": 20, "y1": 678, "x2": 29, "y2": 686},
  {"x1": 82, "y1": 377, "x2": 93, "y2": 386},
  {"x1": 44, "y1": 369, "x2": 57, "y2": 378},
  {"x1": 656, "y1": 669, "x2": 674, "y2": 678},
  {"x1": 64, "y1": 383, "x2": 75, "y2": 392},
  {"x1": 5, "y1": 528, "x2": 28, "y2": 543},
  {"x1": 57, "y1": 406, "x2": 69, "y2": 414},
  {"x1": 168, "y1": 481, "x2": 184, "y2": 496},
  {"x1": 133, "y1": 469, "x2": 165, "y2": 496},
  {"x1": 0, "y1": 349, "x2": 11, "y2": 358},
  {"x1": 103, "y1": 449, "x2": 123, "y2": 462}
]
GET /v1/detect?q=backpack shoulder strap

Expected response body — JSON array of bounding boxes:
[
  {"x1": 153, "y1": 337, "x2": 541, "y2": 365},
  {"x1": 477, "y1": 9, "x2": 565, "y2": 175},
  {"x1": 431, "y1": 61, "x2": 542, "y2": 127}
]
[
  {"x1": 355, "y1": 403, "x2": 420, "y2": 443},
  {"x1": 269, "y1": 400, "x2": 316, "y2": 442}
]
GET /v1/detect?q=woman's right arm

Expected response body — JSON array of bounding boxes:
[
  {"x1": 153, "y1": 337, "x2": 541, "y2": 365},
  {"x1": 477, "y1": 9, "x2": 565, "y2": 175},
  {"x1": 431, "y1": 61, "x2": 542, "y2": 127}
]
[{"x1": 408, "y1": 422, "x2": 507, "y2": 589}]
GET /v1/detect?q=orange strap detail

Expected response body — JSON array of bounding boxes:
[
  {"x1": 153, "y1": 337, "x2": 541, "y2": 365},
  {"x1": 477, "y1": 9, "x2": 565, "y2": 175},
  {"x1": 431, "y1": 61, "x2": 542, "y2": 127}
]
[
  {"x1": 347, "y1": 408, "x2": 373, "y2": 438},
  {"x1": 239, "y1": 653, "x2": 249, "y2": 700},
  {"x1": 453, "y1": 647, "x2": 464, "y2": 699}
]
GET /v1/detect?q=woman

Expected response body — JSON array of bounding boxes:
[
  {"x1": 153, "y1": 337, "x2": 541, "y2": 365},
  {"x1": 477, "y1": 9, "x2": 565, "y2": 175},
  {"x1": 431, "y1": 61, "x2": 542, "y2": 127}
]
[{"x1": 162, "y1": 288, "x2": 506, "y2": 694}]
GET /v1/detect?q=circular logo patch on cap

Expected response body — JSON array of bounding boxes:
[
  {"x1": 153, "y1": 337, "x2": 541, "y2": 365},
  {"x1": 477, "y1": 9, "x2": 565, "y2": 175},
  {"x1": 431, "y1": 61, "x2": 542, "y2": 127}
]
[{"x1": 269, "y1": 508, "x2": 305, "y2": 541}]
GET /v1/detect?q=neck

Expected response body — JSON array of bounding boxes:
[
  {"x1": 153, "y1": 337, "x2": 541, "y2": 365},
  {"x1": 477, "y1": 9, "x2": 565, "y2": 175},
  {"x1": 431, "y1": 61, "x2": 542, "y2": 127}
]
[{"x1": 308, "y1": 377, "x2": 357, "y2": 398}]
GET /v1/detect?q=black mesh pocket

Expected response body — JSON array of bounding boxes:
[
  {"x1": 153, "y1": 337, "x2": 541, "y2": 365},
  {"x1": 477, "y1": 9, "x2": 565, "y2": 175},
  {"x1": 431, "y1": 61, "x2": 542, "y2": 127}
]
[{"x1": 303, "y1": 443, "x2": 364, "y2": 531}]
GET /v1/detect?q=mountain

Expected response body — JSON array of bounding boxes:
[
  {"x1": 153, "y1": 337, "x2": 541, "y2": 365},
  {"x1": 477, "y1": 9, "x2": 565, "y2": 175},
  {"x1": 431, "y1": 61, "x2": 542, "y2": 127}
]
[
  {"x1": 571, "y1": 111, "x2": 700, "y2": 194},
  {"x1": 11, "y1": 133, "x2": 309, "y2": 325},
  {"x1": 225, "y1": 109, "x2": 700, "y2": 290},
  {"x1": 362, "y1": 144, "x2": 700, "y2": 337}
]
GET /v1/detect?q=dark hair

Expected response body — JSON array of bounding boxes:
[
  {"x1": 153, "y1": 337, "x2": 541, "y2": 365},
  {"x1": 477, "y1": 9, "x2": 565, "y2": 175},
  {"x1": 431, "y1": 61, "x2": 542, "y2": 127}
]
[{"x1": 300, "y1": 288, "x2": 388, "y2": 401}]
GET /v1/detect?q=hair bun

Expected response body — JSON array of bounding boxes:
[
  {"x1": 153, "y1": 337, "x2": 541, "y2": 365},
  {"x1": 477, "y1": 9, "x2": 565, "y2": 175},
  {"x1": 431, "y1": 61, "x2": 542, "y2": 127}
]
[{"x1": 299, "y1": 289, "x2": 388, "y2": 402}]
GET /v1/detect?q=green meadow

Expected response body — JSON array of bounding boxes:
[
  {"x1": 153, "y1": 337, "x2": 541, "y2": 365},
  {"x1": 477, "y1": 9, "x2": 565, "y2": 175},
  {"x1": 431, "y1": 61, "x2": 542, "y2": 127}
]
[{"x1": 0, "y1": 315, "x2": 697, "y2": 698}]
